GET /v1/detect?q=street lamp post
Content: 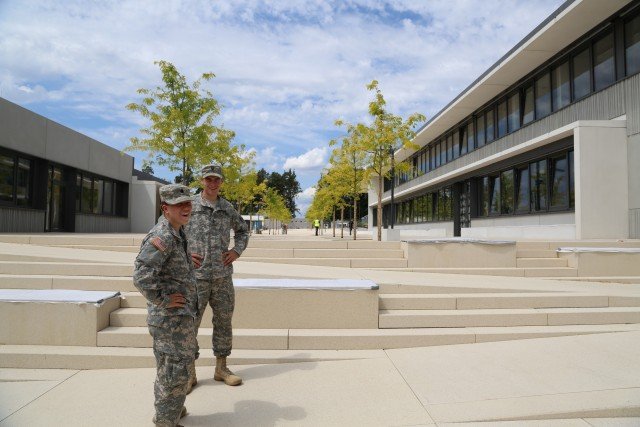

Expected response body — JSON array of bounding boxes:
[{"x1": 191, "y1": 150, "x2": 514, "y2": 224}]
[{"x1": 389, "y1": 147, "x2": 395, "y2": 229}]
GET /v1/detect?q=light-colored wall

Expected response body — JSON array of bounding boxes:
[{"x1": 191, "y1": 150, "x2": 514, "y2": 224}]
[
  {"x1": 131, "y1": 177, "x2": 161, "y2": 233},
  {"x1": 0, "y1": 98, "x2": 133, "y2": 183},
  {"x1": 465, "y1": 213, "x2": 576, "y2": 240},
  {"x1": 574, "y1": 123, "x2": 629, "y2": 239}
]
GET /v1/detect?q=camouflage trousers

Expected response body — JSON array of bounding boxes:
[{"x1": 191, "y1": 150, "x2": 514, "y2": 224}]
[
  {"x1": 194, "y1": 275, "x2": 235, "y2": 358},
  {"x1": 148, "y1": 315, "x2": 197, "y2": 426}
]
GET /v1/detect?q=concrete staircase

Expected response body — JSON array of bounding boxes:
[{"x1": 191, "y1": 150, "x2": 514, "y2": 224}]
[{"x1": 1, "y1": 234, "x2": 640, "y2": 369}]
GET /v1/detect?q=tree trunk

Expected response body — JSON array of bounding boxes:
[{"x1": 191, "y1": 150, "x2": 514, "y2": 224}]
[
  {"x1": 332, "y1": 208, "x2": 336, "y2": 237},
  {"x1": 377, "y1": 174, "x2": 383, "y2": 241},
  {"x1": 340, "y1": 206, "x2": 344, "y2": 239},
  {"x1": 353, "y1": 198, "x2": 358, "y2": 240}
]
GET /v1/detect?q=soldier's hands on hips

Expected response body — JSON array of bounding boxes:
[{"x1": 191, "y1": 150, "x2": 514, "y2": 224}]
[
  {"x1": 222, "y1": 250, "x2": 239, "y2": 266},
  {"x1": 191, "y1": 253, "x2": 203, "y2": 268},
  {"x1": 166, "y1": 293, "x2": 187, "y2": 308}
]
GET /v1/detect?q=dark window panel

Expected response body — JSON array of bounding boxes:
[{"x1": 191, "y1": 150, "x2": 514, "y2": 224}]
[
  {"x1": 485, "y1": 108, "x2": 496, "y2": 143},
  {"x1": 500, "y1": 170, "x2": 514, "y2": 214},
  {"x1": 476, "y1": 114, "x2": 486, "y2": 148},
  {"x1": 458, "y1": 128, "x2": 466, "y2": 158},
  {"x1": 446, "y1": 134, "x2": 453, "y2": 163},
  {"x1": 516, "y1": 165, "x2": 530, "y2": 213},
  {"x1": 481, "y1": 177, "x2": 490, "y2": 216},
  {"x1": 550, "y1": 154, "x2": 569, "y2": 209},
  {"x1": 490, "y1": 175, "x2": 501, "y2": 215},
  {"x1": 497, "y1": 100, "x2": 508, "y2": 138},
  {"x1": 103, "y1": 180, "x2": 114, "y2": 215},
  {"x1": 82, "y1": 176, "x2": 92, "y2": 213},
  {"x1": 508, "y1": 92, "x2": 520, "y2": 132},
  {"x1": 594, "y1": 32, "x2": 615, "y2": 90},
  {"x1": 535, "y1": 72, "x2": 552, "y2": 119},
  {"x1": 0, "y1": 154, "x2": 15, "y2": 203},
  {"x1": 552, "y1": 61, "x2": 571, "y2": 110},
  {"x1": 572, "y1": 47, "x2": 592, "y2": 100},
  {"x1": 530, "y1": 159, "x2": 548, "y2": 212},
  {"x1": 16, "y1": 158, "x2": 31, "y2": 207},
  {"x1": 523, "y1": 85, "x2": 534, "y2": 125},
  {"x1": 466, "y1": 121, "x2": 475, "y2": 153},
  {"x1": 568, "y1": 150, "x2": 575, "y2": 208},
  {"x1": 626, "y1": 14, "x2": 640, "y2": 75}
]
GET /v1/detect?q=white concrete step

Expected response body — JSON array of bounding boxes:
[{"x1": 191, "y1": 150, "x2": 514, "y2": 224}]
[
  {"x1": 516, "y1": 249, "x2": 558, "y2": 258},
  {"x1": 49, "y1": 244, "x2": 139, "y2": 253},
  {"x1": 0, "y1": 274, "x2": 135, "y2": 291},
  {"x1": 242, "y1": 248, "x2": 405, "y2": 259},
  {"x1": 238, "y1": 257, "x2": 408, "y2": 268},
  {"x1": 516, "y1": 258, "x2": 568, "y2": 268},
  {"x1": 0, "y1": 345, "x2": 384, "y2": 369},
  {"x1": 379, "y1": 307, "x2": 640, "y2": 328},
  {"x1": 378, "y1": 293, "x2": 617, "y2": 310},
  {"x1": 370, "y1": 267, "x2": 577, "y2": 277},
  {"x1": 0, "y1": 261, "x2": 133, "y2": 276}
]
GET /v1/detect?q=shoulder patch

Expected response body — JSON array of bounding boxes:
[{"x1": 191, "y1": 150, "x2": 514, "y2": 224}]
[{"x1": 151, "y1": 237, "x2": 168, "y2": 252}]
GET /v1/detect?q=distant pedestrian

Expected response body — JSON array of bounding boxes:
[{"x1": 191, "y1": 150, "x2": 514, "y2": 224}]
[
  {"x1": 348, "y1": 220, "x2": 354, "y2": 235},
  {"x1": 133, "y1": 184, "x2": 197, "y2": 427},
  {"x1": 314, "y1": 219, "x2": 320, "y2": 236}
]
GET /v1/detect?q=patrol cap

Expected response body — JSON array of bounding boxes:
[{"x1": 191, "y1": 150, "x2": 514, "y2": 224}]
[
  {"x1": 159, "y1": 184, "x2": 193, "y2": 205},
  {"x1": 200, "y1": 164, "x2": 224, "y2": 180}
]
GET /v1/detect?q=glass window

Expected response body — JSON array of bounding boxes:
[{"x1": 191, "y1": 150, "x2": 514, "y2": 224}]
[
  {"x1": 515, "y1": 166, "x2": 530, "y2": 213},
  {"x1": 16, "y1": 158, "x2": 30, "y2": 207},
  {"x1": 466, "y1": 121, "x2": 474, "y2": 153},
  {"x1": 552, "y1": 61, "x2": 571, "y2": 110},
  {"x1": 438, "y1": 187, "x2": 452, "y2": 221},
  {"x1": 507, "y1": 92, "x2": 520, "y2": 133},
  {"x1": 500, "y1": 170, "x2": 514, "y2": 214},
  {"x1": 476, "y1": 115, "x2": 486, "y2": 148},
  {"x1": 535, "y1": 73, "x2": 552, "y2": 119},
  {"x1": 550, "y1": 154, "x2": 568, "y2": 209},
  {"x1": 485, "y1": 108, "x2": 495, "y2": 143},
  {"x1": 435, "y1": 142, "x2": 441, "y2": 168},
  {"x1": 626, "y1": 14, "x2": 640, "y2": 76},
  {"x1": 572, "y1": 47, "x2": 591, "y2": 100},
  {"x1": 458, "y1": 128, "x2": 465, "y2": 158},
  {"x1": 530, "y1": 159, "x2": 548, "y2": 212},
  {"x1": 522, "y1": 85, "x2": 534, "y2": 125},
  {"x1": 429, "y1": 146, "x2": 435, "y2": 170},
  {"x1": 82, "y1": 176, "x2": 93, "y2": 213},
  {"x1": 568, "y1": 150, "x2": 574, "y2": 208},
  {"x1": 497, "y1": 100, "x2": 507, "y2": 138},
  {"x1": 489, "y1": 175, "x2": 501, "y2": 215},
  {"x1": 103, "y1": 180, "x2": 114, "y2": 215},
  {"x1": 93, "y1": 179, "x2": 104, "y2": 214},
  {"x1": 0, "y1": 154, "x2": 14, "y2": 203},
  {"x1": 441, "y1": 139, "x2": 447, "y2": 165},
  {"x1": 76, "y1": 174, "x2": 82, "y2": 212},
  {"x1": 425, "y1": 193, "x2": 433, "y2": 222},
  {"x1": 480, "y1": 176, "x2": 489, "y2": 216},
  {"x1": 446, "y1": 134, "x2": 453, "y2": 163},
  {"x1": 594, "y1": 32, "x2": 615, "y2": 91}
]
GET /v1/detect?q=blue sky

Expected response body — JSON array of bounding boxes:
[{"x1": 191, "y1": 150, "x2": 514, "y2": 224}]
[{"x1": 0, "y1": 0, "x2": 565, "y2": 215}]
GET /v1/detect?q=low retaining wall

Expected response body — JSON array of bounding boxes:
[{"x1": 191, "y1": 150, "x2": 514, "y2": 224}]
[
  {"x1": 0, "y1": 290, "x2": 120, "y2": 346},
  {"x1": 403, "y1": 239, "x2": 517, "y2": 268},
  {"x1": 558, "y1": 248, "x2": 640, "y2": 276}
]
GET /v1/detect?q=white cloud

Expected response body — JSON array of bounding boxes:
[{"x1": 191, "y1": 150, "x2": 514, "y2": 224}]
[
  {"x1": 283, "y1": 147, "x2": 327, "y2": 170},
  {"x1": 0, "y1": 0, "x2": 566, "y2": 189}
]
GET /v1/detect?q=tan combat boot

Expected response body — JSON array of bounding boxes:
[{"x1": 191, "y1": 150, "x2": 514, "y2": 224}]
[
  {"x1": 214, "y1": 356, "x2": 242, "y2": 386},
  {"x1": 186, "y1": 361, "x2": 197, "y2": 394},
  {"x1": 153, "y1": 405, "x2": 187, "y2": 426}
]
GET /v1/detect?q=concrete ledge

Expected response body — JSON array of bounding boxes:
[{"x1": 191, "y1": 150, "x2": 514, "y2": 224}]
[
  {"x1": 558, "y1": 248, "x2": 640, "y2": 276},
  {"x1": 0, "y1": 289, "x2": 120, "y2": 346},
  {"x1": 403, "y1": 239, "x2": 517, "y2": 268}
]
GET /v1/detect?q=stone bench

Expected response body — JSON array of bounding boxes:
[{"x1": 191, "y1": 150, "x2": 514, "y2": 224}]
[
  {"x1": 557, "y1": 247, "x2": 640, "y2": 276},
  {"x1": 0, "y1": 289, "x2": 120, "y2": 346},
  {"x1": 230, "y1": 279, "x2": 379, "y2": 329}
]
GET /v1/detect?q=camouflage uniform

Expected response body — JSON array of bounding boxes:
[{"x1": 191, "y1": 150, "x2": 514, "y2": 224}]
[
  {"x1": 134, "y1": 186, "x2": 198, "y2": 427},
  {"x1": 186, "y1": 193, "x2": 249, "y2": 358}
]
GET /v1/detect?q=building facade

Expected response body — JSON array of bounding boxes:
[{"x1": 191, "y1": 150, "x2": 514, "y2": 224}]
[
  {"x1": 0, "y1": 97, "x2": 133, "y2": 233},
  {"x1": 369, "y1": 0, "x2": 640, "y2": 240}
]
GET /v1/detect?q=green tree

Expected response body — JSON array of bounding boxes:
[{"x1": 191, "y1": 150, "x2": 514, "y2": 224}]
[
  {"x1": 359, "y1": 80, "x2": 425, "y2": 241},
  {"x1": 257, "y1": 169, "x2": 302, "y2": 217},
  {"x1": 141, "y1": 161, "x2": 154, "y2": 175},
  {"x1": 125, "y1": 60, "x2": 234, "y2": 183}
]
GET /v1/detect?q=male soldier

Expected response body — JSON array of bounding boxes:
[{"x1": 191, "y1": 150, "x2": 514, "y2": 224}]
[
  {"x1": 186, "y1": 164, "x2": 249, "y2": 391},
  {"x1": 133, "y1": 184, "x2": 198, "y2": 427}
]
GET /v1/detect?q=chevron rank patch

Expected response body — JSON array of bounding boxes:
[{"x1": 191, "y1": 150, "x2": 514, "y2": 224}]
[{"x1": 151, "y1": 237, "x2": 167, "y2": 252}]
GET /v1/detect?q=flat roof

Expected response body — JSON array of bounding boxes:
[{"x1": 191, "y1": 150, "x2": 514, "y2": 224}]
[{"x1": 396, "y1": 0, "x2": 634, "y2": 163}]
